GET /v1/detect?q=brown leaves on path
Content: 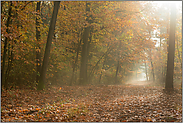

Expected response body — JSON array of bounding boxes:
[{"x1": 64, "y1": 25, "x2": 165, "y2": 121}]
[{"x1": 1, "y1": 84, "x2": 182, "y2": 122}]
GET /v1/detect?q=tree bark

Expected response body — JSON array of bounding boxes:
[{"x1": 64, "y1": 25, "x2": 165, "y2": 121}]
[
  {"x1": 165, "y1": 3, "x2": 176, "y2": 90},
  {"x1": 4, "y1": 39, "x2": 14, "y2": 84},
  {"x1": 79, "y1": 2, "x2": 91, "y2": 85},
  {"x1": 79, "y1": 26, "x2": 90, "y2": 85},
  {"x1": 1, "y1": 1, "x2": 13, "y2": 88},
  {"x1": 36, "y1": 1, "x2": 41, "y2": 84},
  {"x1": 37, "y1": 1, "x2": 60, "y2": 90}
]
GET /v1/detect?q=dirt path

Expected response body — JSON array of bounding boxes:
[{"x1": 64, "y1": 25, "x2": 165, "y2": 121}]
[
  {"x1": 1, "y1": 84, "x2": 182, "y2": 122},
  {"x1": 125, "y1": 80, "x2": 153, "y2": 86}
]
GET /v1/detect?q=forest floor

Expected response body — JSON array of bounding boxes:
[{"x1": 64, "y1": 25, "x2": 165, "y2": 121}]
[{"x1": 1, "y1": 81, "x2": 182, "y2": 122}]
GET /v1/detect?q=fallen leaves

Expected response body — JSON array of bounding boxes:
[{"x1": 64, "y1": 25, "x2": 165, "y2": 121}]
[{"x1": 1, "y1": 84, "x2": 182, "y2": 122}]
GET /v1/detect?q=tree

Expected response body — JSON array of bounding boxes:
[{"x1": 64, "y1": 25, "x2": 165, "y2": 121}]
[
  {"x1": 79, "y1": 2, "x2": 91, "y2": 85},
  {"x1": 1, "y1": 1, "x2": 13, "y2": 88},
  {"x1": 37, "y1": 1, "x2": 60, "y2": 90},
  {"x1": 69, "y1": 33, "x2": 82, "y2": 86},
  {"x1": 36, "y1": 1, "x2": 41, "y2": 84},
  {"x1": 3, "y1": 1, "x2": 180, "y2": 88},
  {"x1": 165, "y1": 3, "x2": 176, "y2": 90}
]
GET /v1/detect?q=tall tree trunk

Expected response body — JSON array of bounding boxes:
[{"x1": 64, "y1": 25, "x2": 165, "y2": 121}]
[
  {"x1": 1, "y1": 1, "x2": 12, "y2": 88},
  {"x1": 37, "y1": 1, "x2": 60, "y2": 90},
  {"x1": 165, "y1": 3, "x2": 176, "y2": 90},
  {"x1": 79, "y1": 26, "x2": 90, "y2": 85},
  {"x1": 79, "y1": 2, "x2": 91, "y2": 85},
  {"x1": 36, "y1": 1, "x2": 41, "y2": 84}
]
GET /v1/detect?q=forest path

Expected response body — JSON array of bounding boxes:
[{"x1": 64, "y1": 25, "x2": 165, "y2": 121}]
[
  {"x1": 1, "y1": 83, "x2": 182, "y2": 122},
  {"x1": 125, "y1": 80, "x2": 153, "y2": 86}
]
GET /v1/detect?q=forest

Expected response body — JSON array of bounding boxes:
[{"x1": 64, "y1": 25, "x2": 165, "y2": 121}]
[{"x1": 1, "y1": 1, "x2": 182, "y2": 122}]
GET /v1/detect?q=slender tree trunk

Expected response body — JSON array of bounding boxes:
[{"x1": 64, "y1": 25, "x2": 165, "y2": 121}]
[
  {"x1": 70, "y1": 35, "x2": 82, "y2": 86},
  {"x1": 4, "y1": 39, "x2": 14, "y2": 84},
  {"x1": 36, "y1": 1, "x2": 41, "y2": 84},
  {"x1": 87, "y1": 29, "x2": 93, "y2": 84},
  {"x1": 165, "y1": 3, "x2": 176, "y2": 90},
  {"x1": 99, "y1": 68, "x2": 104, "y2": 84},
  {"x1": 115, "y1": 39, "x2": 121, "y2": 84},
  {"x1": 99, "y1": 56, "x2": 107, "y2": 84},
  {"x1": 150, "y1": 60, "x2": 155, "y2": 82},
  {"x1": 176, "y1": 36, "x2": 182, "y2": 69},
  {"x1": 144, "y1": 60, "x2": 148, "y2": 81},
  {"x1": 1, "y1": 1, "x2": 12, "y2": 88},
  {"x1": 149, "y1": 49, "x2": 155, "y2": 82},
  {"x1": 37, "y1": 1, "x2": 60, "y2": 90},
  {"x1": 148, "y1": 29, "x2": 155, "y2": 82},
  {"x1": 4, "y1": 41, "x2": 11, "y2": 85},
  {"x1": 159, "y1": 38, "x2": 164, "y2": 83},
  {"x1": 115, "y1": 60, "x2": 120, "y2": 84}
]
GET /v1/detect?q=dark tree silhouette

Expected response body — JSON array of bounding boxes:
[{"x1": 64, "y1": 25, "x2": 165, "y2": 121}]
[
  {"x1": 1, "y1": 2, "x2": 13, "y2": 89},
  {"x1": 79, "y1": 2, "x2": 91, "y2": 85},
  {"x1": 36, "y1": 1, "x2": 41, "y2": 84},
  {"x1": 37, "y1": 1, "x2": 60, "y2": 90}
]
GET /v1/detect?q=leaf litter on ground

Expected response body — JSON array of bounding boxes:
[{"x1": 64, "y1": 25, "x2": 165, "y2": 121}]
[{"x1": 1, "y1": 83, "x2": 182, "y2": 122}]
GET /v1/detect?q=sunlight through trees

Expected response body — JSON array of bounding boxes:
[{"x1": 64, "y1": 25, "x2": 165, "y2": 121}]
[{"x1": 1, "y1": 1, "x2": 182, "y2": 89}]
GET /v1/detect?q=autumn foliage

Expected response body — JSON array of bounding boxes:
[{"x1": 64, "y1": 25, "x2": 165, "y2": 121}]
[
  {"x1": 1, "y1": 1, "x2": 182, "y2": 122},
  {"x1": 1, "y1": 1, "x2": 182, "y2": 87}
]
